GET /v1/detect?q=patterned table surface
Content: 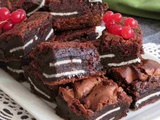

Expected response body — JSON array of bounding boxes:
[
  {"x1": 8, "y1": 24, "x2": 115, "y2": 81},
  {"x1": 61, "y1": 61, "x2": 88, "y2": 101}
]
[{"x1": 0, "y1": 17, "x2": 160, "y2": 120}]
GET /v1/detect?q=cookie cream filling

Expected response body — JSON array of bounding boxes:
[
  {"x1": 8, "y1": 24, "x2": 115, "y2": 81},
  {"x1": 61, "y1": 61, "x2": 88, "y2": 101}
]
[
  {"x1": 43, "y1": 70, "x2": 85, "y2": 78},
  {"x1": 45, "y1": 28, "x2": 54, "y2": 41},
  {"x1": 50, "y1": 59, "x2": 82, "y2": 67},
  {"x1": 135, "y1": 91, "x2": 160, "y2": 107},
  {"x1": 89, "y1": 0, "x2": 102, "y2": 3},
  {"x1": 108, "y1": 58, "x2": 141, "y2": 67},
  {"x1": 95, "y1": 26, "x2": 105, "y2": 39},
  {"x1": 28, "y1": 77, "x2": 50, "y2": 99},
  {"x1": 109, "y1": 117, "x2": 115, "y2": 120},
  {"x1": 9, "y1": 35, "x2": 38, "y2": 53},
  {"x1": 96, "y1": 107, "x2": 120, "y2": 120},
  {"x1": 7, "y1": 66, "x2": 24, "y2": 74},
  {"x1": 100, "y1": 54, "x2": 115, "y2": 59},
  {"x1": 27, "y1": 0, "x2": 45, "y2": 16},
  {"x1": 50, "y1": 11, "x2": 78, "y2": 16}
]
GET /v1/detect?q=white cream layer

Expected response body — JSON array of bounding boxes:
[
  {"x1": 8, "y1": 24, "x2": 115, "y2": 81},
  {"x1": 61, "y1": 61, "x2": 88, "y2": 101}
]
[
  {"x1": 43, "y1": 70, "x2": 85, "y2": 78},
  {"x1": 50, "y1": 59, "x2": 82, "y2": 67},
  {"x1": 95, "y1": 26, "x2": 105, "y2": 39},
  {"x1": 45, "y1": 29, "x2": 54, "y2": 41},
  {"x1": 27, "y1": 0, "x2": 46, "y2": 16},
  {"x1": 28, "y1": 77, "x2": 50, "y2": 99},
  {"x1": 89, "y1": 0, "x2": 102, "y2": 3},
  {"x1": 9, "y1": 35, "x2": 38, "y2": 53},
  {"x1": 108, "y1": 58, "x2": 141, "y2": 67},
  {"x1": 7, "y1": 66, "x2": 24, "y2": 74},
  {"x1": 96, "y1": 107, "x2": 120, "y2": 120},
  {"x1": 109, "y1": 117, "x2": 115, "y2": 120},
  {"x1": 135, "y1": 91, "x2": 160, "y2": 107},
  {"x1": 100, "y1": 54, "x2": 115, "y2": 59},
  {"x1": 50, "y1": 11, "x2": 78, "y2": 16}
]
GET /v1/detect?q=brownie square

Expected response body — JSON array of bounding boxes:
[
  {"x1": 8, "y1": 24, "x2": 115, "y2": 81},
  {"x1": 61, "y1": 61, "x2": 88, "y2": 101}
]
[
  {"x1": 108, "y1": 59, "x2": 160, "y2": 110},
  {"x1": 0, "y1": 12, "x2": 53, "y2": 61},
  {"x1": 55, "y1": 76, "x2": 132, "y2": 120},
  {"x1": 97, "y1": 17, "x2": 143, "y2": 69},
  {"x1": 40, "y1": 0, "x2": 108, "y2": 31},
  {"x1": 24, "y1": 41, "x2": 104, "y2": 89}
]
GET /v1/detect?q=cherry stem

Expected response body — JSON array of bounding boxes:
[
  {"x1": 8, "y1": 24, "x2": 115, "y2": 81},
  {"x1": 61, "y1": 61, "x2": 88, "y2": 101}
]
[{"x1": 0, "y1": 19, "x2": 8, "y2": 24}]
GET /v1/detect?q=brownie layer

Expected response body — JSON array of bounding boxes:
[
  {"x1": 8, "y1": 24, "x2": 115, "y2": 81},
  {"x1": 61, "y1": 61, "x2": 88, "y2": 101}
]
[
  {"x1": 51, "y1": 27, "x2": 98, "y2": 42},
  {"x1": 40, "y1": 0, "x2": 108, "y2": 31},
  {"x1": 0, "y1": 0, "x2": 40, "y2": 13},
  {"x1": 3, "y1": 59, "x2": 27, "y2": 82},
  {"x1": 24, "y1": 65, "x2": 59, "y2": 101},
  {"x1": 25, "y1": 41, "x2": 104, "y2": 86},
  {"x1": 108, "y1": 59, "x2": 160, "y2": 110},
  {"x1": 98, "y1": 17, "x2": 143, "y2": 69},
  {"x1": 55, "y1": 76, "x2": 132, "y2": 120},
  {"x1": 0, "y1": 12, "x2": 53, "y2": 61}
]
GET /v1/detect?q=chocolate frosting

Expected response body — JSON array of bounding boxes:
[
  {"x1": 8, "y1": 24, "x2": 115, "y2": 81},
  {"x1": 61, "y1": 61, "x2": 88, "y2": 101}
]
[
  {"x1": 84, "y1": 80, "x2": 118, "y2": 111},
  {"x1": 74, "y1": 77, "x2": 102, "y2": 99}
]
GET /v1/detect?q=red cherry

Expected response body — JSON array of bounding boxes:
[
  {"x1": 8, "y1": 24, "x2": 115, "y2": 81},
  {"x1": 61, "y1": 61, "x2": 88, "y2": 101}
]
[
  {"x1": 105, "y1": 19, "x2": 116, "y2": 29},
  {"x1": 3, "y1": 20, "x2": 15, "y2": 31},
  {"x1": 103, "y1": 11, "x2": 114, "y2": 23},
  {"x1": 10, "y1": 11, "x2": 22, "y2": 23},
  {"x1": 112, "y1": 13, "x2": 122, "y2": 22},
  {"x1": 124, "y1": 17, "x2": 138, "y2": 28},
  {"x1": 121, "y1": 26, "x2": 134, "y2": 39},
  {"x1": 110, "y1": 24, "x2": 122, "y2": 35},
  {"x1": 17, "y1": 9, "x2": 26, "y2": 21},
  {"x1": 0, "y1": 7, "x2": 10, "y2": 21}
]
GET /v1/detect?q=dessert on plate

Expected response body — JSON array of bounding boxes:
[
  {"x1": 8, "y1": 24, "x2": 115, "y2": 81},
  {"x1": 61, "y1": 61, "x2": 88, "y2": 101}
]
[
  {"x1": 56, "y1": 76, "x2": 132, "y2": 120},
  {"x1": 108, "y1": 59, "x2": 160, "y2": 110}
]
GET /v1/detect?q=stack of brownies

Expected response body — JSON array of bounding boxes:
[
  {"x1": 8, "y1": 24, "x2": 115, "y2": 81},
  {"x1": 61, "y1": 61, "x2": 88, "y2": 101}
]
[
  {"x1": 0, "y1": 11, "x2": 54, "y2": 81},
  {"x1": 0, "y1": 0, "x2": 160, "y2": 120}
]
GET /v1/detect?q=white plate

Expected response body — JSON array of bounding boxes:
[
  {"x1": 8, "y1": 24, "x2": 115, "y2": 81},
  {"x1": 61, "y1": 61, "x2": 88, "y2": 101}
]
[{"x1": 0, "y1": 52, "x2": 160, "y2": 120}]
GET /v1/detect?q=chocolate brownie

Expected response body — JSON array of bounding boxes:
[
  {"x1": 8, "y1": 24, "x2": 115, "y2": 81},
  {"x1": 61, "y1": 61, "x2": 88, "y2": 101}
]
[
  {"x1": 0, "y1": 0, "x2": 41, "y2": 13},
  {"x1": 25, "y1": 41, "x2": 104, "y2": 86},
  {"x1": 51, "y1": 27, "x2": 99, "y2": 42},
  {"x1": 98, "y1": 17, "x2": 143, "y2": 69},
  {"x1": 108, "y1": 59, "x2": 160, "y2": 110},
  {"x1": 3, "y1": 59, "x2": 27, "y2": 82},
  {"x1": 0, "y1": 12, "x2": 53, "y2": 61},
  {"x1": 55, "y1": 76, "x2": 132, "y2": 120},
  {"x1": 40, "y1": 0, "x2": 108, "y2": 31}
]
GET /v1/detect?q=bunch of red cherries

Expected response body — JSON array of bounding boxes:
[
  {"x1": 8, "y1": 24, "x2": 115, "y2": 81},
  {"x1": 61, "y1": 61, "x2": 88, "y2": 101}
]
[
  {"x1": 0, "y1": 7, "x2": 26, "y2": 31},
  {"x1": 103, "y1": 11, "x2": 138, "y2": 39}
]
